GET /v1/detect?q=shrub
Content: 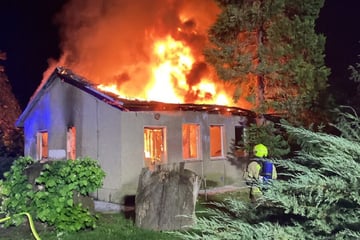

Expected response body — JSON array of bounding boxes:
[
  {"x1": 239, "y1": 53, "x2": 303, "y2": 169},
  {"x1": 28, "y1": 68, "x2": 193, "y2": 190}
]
[
  {"x1": 174, "y1": 108, "x2": 360, "y2": 239},
  {"x1": 0, "y1": 157, "x2": 105, "y2": 232}
]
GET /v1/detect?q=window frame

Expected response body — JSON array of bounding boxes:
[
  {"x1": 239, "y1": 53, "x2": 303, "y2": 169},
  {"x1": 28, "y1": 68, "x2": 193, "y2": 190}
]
[
  {"x1": 209, "y1": 124, "x2": 225, "y2": 159},
  {"x1": 36, "y1": 130, "x2": 48, "y2": 161},
  {"x1": 67, "y1": 126, "x2": 76, "y2": 160},
  {"x1": 182, "y1": 123, "x2": 202, "y2": 161},
  {"x1": 143, "y1": 126, "x2": 167, "y2": 169}
]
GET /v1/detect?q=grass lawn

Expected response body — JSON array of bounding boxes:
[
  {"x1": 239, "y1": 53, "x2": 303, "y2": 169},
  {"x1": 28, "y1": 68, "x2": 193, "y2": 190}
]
[
  {"x1": 0, "y1": 189, "x2": 250, "y2": 240},
  {"x1": 0, "y1": 212, "x2": 180, "y2": 240}
]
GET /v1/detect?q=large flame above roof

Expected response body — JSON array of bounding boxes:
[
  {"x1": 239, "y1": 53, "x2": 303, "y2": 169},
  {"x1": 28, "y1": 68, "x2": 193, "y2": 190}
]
[{"x1": 43, "y1": 0, "x2": 252, "y2": 108}]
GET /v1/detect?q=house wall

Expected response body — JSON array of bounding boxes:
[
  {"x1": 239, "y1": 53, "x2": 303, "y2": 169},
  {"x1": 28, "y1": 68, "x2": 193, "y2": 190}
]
[
  {"x1": 70, "y1": 85, "x2": 123, "y2": 203},
  {"x1": 23, "y1": 77, "x2": 73, "y2": 158},
  {"x1": 22, "y1": 77, "x2": 249, "y2": 204},
  {"x1": 114, "y1": 110, "x2": 248, "y2": 203},
  {"x1": 22, "y1": 79, "x2": 124, "y2": 202}
]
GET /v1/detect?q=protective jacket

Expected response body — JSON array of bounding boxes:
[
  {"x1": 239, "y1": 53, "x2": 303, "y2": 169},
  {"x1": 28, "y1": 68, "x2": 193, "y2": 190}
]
[
  {"x1": 245, "y1": 158, "x2": 277, "y2": 202},
  {"x1": 246, "y1": 158, "x2": 277, "y2": 182}
]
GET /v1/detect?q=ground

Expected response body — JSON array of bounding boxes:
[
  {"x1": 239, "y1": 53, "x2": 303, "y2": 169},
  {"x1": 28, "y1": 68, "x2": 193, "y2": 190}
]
[{"x1": 0, "y1": 185, "x2": 247, "y2": 239}]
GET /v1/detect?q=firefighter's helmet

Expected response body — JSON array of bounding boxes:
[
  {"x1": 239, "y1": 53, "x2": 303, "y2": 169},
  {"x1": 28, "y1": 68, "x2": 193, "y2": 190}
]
[{"x1": 253, "y1": 144, "x2": 268, "y2": 158}]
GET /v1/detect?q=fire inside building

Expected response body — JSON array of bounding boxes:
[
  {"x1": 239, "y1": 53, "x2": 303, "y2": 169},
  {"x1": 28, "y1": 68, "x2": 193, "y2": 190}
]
[{"x1": 15, "y1": 67, "x2": 261, "y2": 203}]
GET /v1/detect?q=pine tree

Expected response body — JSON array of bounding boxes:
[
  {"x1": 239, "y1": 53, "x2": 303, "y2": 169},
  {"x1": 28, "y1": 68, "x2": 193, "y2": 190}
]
[
  {"x1": 227, "y1": 120, "x2": 290, "y2": 170},
  {"x1": 0, "y1": 51, "x2": 23, "y2": 157},
  {"x1": 348, "y1": 49, "x2": 360, "y2": 83},
  {"x1": 205, "y1": 0, "x2": 330, "y2": 124},
  {"x1": 173, "y1": 107, "x2": 360, "y2": 239},
  {"x1": 348, "y1": 51, "x2": 360, "y2": 113}
]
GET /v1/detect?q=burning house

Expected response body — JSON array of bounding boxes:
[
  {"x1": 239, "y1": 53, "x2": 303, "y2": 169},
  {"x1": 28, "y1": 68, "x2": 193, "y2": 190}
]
[
  {"x1": 15, "y1": 67, "x2": 257, "y2": 203},
  {"x1": 15, "y1": 0, "x2": 265, "y2": 203}
]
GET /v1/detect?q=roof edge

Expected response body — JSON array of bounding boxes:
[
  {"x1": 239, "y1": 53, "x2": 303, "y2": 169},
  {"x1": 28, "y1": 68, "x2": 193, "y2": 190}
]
[
  {"x1": 16, "y1": 66, "x2": 280, "y2": 127},
  {"x1": 15, "y1": 68, "x2": 61, "y2": 127}
]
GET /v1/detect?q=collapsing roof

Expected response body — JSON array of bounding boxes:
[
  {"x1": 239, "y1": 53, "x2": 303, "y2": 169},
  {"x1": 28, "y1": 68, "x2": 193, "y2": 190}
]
[{"x1": 17, "y1": 66, "x2": 261, "y2": 127}]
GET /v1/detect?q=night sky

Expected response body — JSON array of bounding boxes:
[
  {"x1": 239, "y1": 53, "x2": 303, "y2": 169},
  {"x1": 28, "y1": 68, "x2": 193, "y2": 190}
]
[
  {"x1": 0, "y1": 0, "x2": 65, "y2": 109},
  {"x1": 0, "y1": 0, "x2": 359, "y2": 110}
]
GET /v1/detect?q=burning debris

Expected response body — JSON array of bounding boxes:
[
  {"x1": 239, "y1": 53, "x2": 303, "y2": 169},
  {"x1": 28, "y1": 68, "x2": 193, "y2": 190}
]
[{"x1": 54, "y1": 67, "x2": 255, "y2": 117}]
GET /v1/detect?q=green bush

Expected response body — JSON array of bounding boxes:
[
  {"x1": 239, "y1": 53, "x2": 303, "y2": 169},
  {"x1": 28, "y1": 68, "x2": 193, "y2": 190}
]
[
  {"x1": 0, "y1": 157, "x2": 105, "y2": 232},
  {"x1": 1, "y1": 156, "x2": 34, "y2": 223}
]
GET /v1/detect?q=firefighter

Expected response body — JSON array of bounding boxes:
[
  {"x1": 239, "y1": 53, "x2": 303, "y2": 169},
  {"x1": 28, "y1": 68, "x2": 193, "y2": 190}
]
[{"x1": 245, "y1": 143, "x2": 277, "y2": 202}]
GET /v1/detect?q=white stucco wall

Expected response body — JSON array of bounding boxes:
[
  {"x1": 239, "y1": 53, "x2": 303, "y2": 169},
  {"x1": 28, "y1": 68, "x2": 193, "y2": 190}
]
[
  {"x1": 69, "y1": 87, "x2": 123, "y2": 202},
  {"x1": 22, "y1": 77, "x2": 249, "y2": 204},
  {"x1": 115, "y1": 110, "x2": 247, "y2": 202},
  {"x1": 22, "y1": 79, "x2": 123, "y2": 202},
  {"x1": 23, "y1": 78, "x2": 72, "y2": 158}
]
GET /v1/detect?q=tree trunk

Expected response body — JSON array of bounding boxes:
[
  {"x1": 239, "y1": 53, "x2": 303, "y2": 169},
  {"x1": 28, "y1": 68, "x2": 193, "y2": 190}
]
[{"x1": 135, "y1": 165, "x2": 201, "y2": 231}]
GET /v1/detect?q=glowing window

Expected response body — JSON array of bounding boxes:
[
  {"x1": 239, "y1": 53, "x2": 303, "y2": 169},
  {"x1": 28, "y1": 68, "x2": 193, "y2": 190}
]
[
  {"x1": 182, "y1": 124, "x2": 201, "y2": 160},
  {"x1": 36, "y1": 131, "x2": 48, "y2": 161},
  {"x1": 67, "y1": 126, "x2": 76, "y2": 160},
  {"x1": 210, "y1": 125, "x2": 224, "y2": 158},
  {"x1": 144, "y1": 127, "x2": 166, "y2": 169}
]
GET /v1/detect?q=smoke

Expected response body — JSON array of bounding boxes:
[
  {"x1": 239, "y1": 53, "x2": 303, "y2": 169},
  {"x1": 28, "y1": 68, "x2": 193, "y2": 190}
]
[{"x1": 51, "y1": 0, "x2": 220, "y2": 91}]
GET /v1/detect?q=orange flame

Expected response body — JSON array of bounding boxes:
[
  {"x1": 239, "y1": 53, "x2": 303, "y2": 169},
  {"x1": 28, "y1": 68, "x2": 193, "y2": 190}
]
[
  {"x1": 98, "y1": 35, "x2": 233, "y2": 105},
  {"x1": 47, "y1": 0, "x2": 253, "y2": 109}
]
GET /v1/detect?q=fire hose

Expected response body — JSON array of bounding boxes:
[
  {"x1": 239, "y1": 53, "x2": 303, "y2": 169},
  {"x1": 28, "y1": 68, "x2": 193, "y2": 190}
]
[{"x1": 0, "y1": 212, "x2": 41, "y2": 240}]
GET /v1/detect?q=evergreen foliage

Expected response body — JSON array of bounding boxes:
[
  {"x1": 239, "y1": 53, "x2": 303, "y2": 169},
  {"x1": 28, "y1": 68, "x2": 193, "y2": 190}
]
[
  {"x1": 348, "y1": 52, "x2": 360, "y2": 83},
  {"x1": 227, "y1": 120, "x2": 289, "y2": 169},
  {"x1": 348, "y1": 51, "x2": 360, "y2": 113},
  {"x1": 243, "y1": 121, "x2": 290, "y2": 157},
  {"x1": 205, "y1": 0, "x2": 330, "y2": 123},
  {"x1": 0, "y1": 50, "x2": 23, "y2": 157},
  {"x1": 174, "y1": 109, "x2": 360, "y2": 239},
  {"x1": 0, "y1": 53, "x2": 23, "y2": 177}
]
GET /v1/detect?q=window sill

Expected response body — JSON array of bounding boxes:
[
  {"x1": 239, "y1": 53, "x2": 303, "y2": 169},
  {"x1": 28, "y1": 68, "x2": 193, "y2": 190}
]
[
  {"x1": 210, "y1": 157, "x2": 226, "y2": 161},
  {"x1": 183, "y1": 159, "x2": 203, "y2": 163}
]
